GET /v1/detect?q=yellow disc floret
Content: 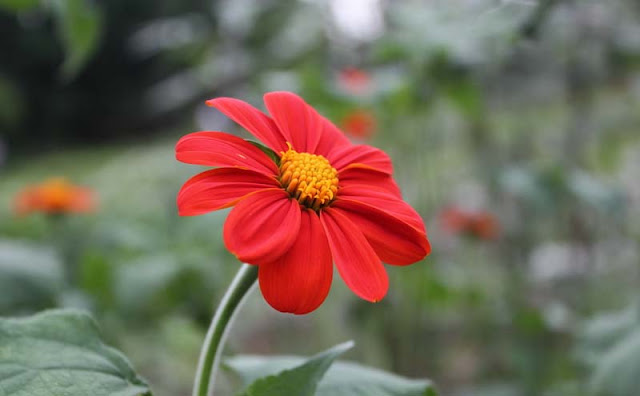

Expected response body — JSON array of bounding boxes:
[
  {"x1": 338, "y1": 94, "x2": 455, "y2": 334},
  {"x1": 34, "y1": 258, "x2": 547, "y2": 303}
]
[{"x1": 279, "y1": 143, "x2": 339, "y2": 210}]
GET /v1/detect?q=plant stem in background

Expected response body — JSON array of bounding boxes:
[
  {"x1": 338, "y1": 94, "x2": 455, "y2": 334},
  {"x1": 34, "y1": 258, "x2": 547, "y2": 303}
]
[{"x1": 193, "y1": 264, "x2": 258, "y2": 396}]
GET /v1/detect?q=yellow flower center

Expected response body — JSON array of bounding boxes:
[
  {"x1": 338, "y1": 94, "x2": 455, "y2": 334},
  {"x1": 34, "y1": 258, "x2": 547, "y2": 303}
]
[{"x1": 279, "y1": 143, "x2": 339, "y2": 210}]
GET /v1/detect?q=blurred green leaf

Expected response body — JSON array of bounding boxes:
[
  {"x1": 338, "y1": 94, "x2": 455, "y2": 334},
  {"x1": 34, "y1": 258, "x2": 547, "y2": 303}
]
[
  {"x1": 237, "y1": 341, "x2": 353, "y2": 396},
  {"x1": 51, "y1": 0, "x2": 103, "y2": 80},
  {"x1": 0, "y1": 0, "x2": 39, "y2": 12},
  {"x1": 0, "y1": 75, "x2": 26, "y2": 130},
  {"x1": 498, "y1": 166, "x2": 549, "y2": 208},
  {"x1": 0, "y1": 309, "x2": 151, "y2": 396},
  {"x1": 0, "y1": 239, "x2": 63, "y2": 314},
  {"x1": 577, "y1": 305, "x2": 640, "y2": 366},
  {"x1": 79, "y1": 249, "x2": 114, "y2": 309},
  {"x1": 227, "y1": 341, "x2": 438, "y2": 396},
  {"x1": 583, "y1": 305, "x2": 638, "y2": 346},
  {"x1": 457, "y1": 383, "x2": 522, "y2": 396},
  {"x1": 590, "y1": 329, "x2": 640, "y2": 396},
  {"x1": 514, "y1": 307, "x2": 547, "y2": 336},
  {"x1": 115, "y1": 254, "x2": 183, "y2": 314},
  {"x1": 384, "y1": 0, "x2": 536, "y2": 67},
  {"x1": 568, "y1": 171, "x2": 625, "y2": 214},
  {"x1": 444, "y1": 79, "x2": 482, "y2": 119}
]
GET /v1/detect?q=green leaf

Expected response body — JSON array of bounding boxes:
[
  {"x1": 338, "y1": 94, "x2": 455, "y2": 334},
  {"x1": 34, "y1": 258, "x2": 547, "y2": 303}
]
[
  {"x1": 227, "y1": 342, "x2": 438, "y2": 396},
  {"x1": 0, "y1": 240, "x2": 63, "y2": 314},
  {"x1": 238, "y1": 341, "x2": 353, "y2": 396},
  {"x1": 79, "y1": 250, "x2": 115, "y2": 309},
  {"x1": 577, "y1": 304, "x2": 639, "y2": 366},
  {"x1": 50, "y1": 0, "x2": 104, "y2": 80},
  {"x1": 114, "y1": 254, "x2": 184, "y2": 315},
  {"x1": 0, "y1": 0, "x2": 40, "y2": 13},
  {"x1": 590, "y1": 329, "x2": 640, "y2": 396},
  {"x1": 0, "y1": 309, "x2": 152, "y2": 396},
  {"x1": 0, "y1": 75, "x2": 26, "y2": 129},
  {"x1": 568, "y1": 171, "x2": 625, "y2": 215},
  {"x1": 247, "y1": 140, "x2": 280, "y2": 166}
]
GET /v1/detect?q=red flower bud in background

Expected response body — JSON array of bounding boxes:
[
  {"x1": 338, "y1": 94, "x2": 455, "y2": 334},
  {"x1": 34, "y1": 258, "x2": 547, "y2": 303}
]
[
  {"x1": 439, "y1": 206, "x2": 499, "y2": 240},
  {"x1": 338, "y1": 67, "x2": 371, "y2": 95},
  {"x1": 468, "y1": 212, "x2": 500, "y2": 240},
  {"x1": 341, "y1": 109, "x2": 377, "y2": 140},
  {"x1": 13, "y1": 178, "x2": 96, "y2": 216}
]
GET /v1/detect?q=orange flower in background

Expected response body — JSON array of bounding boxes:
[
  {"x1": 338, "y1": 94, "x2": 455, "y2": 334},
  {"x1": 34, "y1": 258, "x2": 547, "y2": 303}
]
[
  {"x1": 338, "y1": 67, "x2": 371, "y2": 94},
  {"x1": 176, "y1": 91, "x2": 430, "y2": 314},
  {"x1": 341, "y1": 109, "x2": 376, "y2": 139},
  {"x1": 469, "y1": 212, "x2": 500, "y2": 240},
  {"x1": 13, "y1": 178, "x2": 96, "y2": 216},
  {"x1": 439, "y1": 207, "x2": 499, "y2": 240}
]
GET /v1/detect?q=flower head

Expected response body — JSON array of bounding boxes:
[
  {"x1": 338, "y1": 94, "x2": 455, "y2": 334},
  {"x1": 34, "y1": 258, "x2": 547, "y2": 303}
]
[
  {"x1": 341, "y1": 109, "x2": 376, "y2": 139},
  {"x1": 439, "y1": 206, "x2": 499, "y2": 240},
  {"x1": 13, "y1": 178, "x2": 96, "y2": 216},
  {"x1": 176, "y1": 92, "x2": 430, "y2": 314},
  {"x1": 338, "y1": 67, "x2": 371, "y2": 95}
]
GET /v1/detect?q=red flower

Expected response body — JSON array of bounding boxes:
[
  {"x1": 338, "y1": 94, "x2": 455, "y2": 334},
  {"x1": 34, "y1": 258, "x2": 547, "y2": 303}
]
[
  {"x1": 439, "y1": 207, "x2": 499, "y2": 240},
  {"x1": 176, "y1": 92, "x2": 430, "y2": 314},
  {"x1": 341, "y1": 109, "x2": 376, "y2": 139},
  {"x1": 338, "y1": 67, "x2": 371, "y2": 94},
  {"x1": 13, "y1": 178, "x2": 96, "y2": 216},
  {"x1": 470, "y1": 212, "x2": 499, "y2": 240}
]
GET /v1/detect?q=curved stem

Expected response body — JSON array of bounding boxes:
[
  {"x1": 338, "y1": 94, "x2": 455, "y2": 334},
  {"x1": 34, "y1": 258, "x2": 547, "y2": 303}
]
[{"x1": 193, "y1": 264, "x2": 259, "y2": 396}]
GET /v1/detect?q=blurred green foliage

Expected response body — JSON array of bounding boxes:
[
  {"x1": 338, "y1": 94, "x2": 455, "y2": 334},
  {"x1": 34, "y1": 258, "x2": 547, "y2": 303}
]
[
  {"x1": 1, "y1": 0, "x2": 640, "y2": 395},
  {"x1": 51, "y1": 0, "x2": 103, "y2": 80},
  {"x1": 0, "y1": 0, "x2": 214, "y2": 147}
]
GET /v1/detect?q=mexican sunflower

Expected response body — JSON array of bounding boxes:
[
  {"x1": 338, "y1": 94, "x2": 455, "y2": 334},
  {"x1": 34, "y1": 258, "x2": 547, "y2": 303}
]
[
  {"x1": 439, "y1": 206, "x2": 500, "y2": 240},
  {"x1": 176, "y1": 91, "x2": 430, "y2": 314},
  {"x1": 338, "y1": 67, "x2": 371, "y2": 94},
  {"x1": 341, "y1": 109, "x2": 377, "y2": 139},
  {"x1": 13, "y1": 178, "x2": 96, "y2": 216}
]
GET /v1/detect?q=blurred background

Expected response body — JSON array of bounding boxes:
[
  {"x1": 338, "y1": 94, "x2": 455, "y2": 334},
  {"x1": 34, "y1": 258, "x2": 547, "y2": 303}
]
[{"x1": 1, "y1": 0, "x2": 639, "y2": 395}]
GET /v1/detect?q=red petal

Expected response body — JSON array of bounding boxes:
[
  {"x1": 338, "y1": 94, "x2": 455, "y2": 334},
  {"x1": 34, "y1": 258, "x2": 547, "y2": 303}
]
[
  {"x1": 206, "y1": 97, "x2": 288, "y2": 152},
  {"x1": 313, "y1": 115, "x2": 351, "y2": 158},
  {"x1": 320, "y1": 208, "x2": 388, "y2": 302},
  {"x1": 176, "y1": 132, "x2": 279, "y2": 176},
  {"x1": 224, "y1": 189, "x2": 301, "y2": 264},
  {"x1": 263, "y1": 92, "x2": 323, "y2": 153},
  {"x1": 327, "y1": 144, "x2": 393, "y2": 174},
  {"x1": 338, "y1": 185, "x2": 426, "y2": 232},
  {"x1": 338, "y1": 167, "x2": 402, "y2": 198},
  {"x1": 332, "y1": 200, "x2": 430, "y2": 265},
  {"x1": 177, "y1": 168, "x2": 279, "y2": 216},
  {"x1": 258, "y1": 209, "x2": 333, "y2": 314}
]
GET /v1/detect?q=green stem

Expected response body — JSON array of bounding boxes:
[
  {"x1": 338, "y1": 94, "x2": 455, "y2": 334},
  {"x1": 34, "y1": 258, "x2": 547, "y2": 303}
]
[{"x1": 193, "y1": 264, "x2": 258, "y2": 396}]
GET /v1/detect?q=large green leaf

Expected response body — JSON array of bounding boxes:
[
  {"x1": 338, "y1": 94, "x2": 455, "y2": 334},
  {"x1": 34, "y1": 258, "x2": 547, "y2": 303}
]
[
  {"x1": 238, "y1": 341, "x2": 353, "y2": 396},
  {"x1": 0, "y1": 309, "x2": 151, "y2": 396},
  {"x1": 590, "y1": 329, "x2": 640, "y2": 396},
  {"x1": 50, "y1": 0, "x2": 104, "y2": 80},
  {"x1": 227, "y1": 342, "x2": 438, "y2": 396}
]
